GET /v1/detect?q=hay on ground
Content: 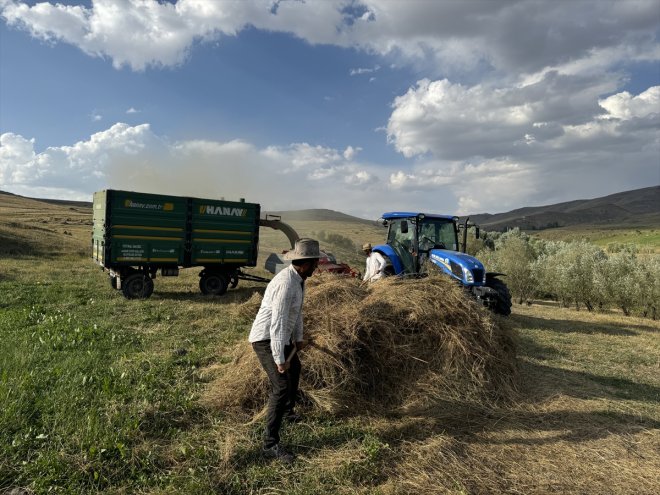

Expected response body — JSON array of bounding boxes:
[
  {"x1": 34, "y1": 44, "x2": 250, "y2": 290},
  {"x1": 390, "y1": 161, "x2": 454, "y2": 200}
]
[{"x1": 206, "y1": 273, "x2": 517, "y2": 416}]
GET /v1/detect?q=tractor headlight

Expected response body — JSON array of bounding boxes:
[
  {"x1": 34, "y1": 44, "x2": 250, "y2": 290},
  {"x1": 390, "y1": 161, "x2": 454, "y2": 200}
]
[{"x1": 462, "y1": 266, "x2": 474, "y2": 283}]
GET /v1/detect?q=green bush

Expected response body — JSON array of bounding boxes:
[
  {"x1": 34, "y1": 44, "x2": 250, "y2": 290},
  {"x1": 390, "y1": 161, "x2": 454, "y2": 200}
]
[{"x1": 477, "y1": 229, "x2": 537, "y2": 304}]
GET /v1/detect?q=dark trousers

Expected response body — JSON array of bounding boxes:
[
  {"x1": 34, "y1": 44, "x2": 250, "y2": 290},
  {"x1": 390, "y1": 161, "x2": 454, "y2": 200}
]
[{"x1": 252, "y1": 340, "x2": 301, "y2": 448}]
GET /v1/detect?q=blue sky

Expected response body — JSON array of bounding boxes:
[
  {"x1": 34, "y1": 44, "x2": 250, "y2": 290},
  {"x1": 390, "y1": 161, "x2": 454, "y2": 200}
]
[{"x1": 1, "y1": 0, "x2": 658, "y2": 219}]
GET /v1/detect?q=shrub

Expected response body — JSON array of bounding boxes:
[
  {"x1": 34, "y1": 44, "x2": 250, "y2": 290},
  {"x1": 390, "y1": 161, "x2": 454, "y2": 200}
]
[
  {"x1": 533, "y1": 240, "x2": 606, "y2": 311},
  {"x1": 477, "y1": 229, "x2": 537, "y2": 304}
]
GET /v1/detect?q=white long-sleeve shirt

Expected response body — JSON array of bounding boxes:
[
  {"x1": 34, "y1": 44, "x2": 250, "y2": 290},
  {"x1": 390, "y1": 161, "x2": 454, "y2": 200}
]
[
  {"x1": 363, "y1": 251, "x2": 387, "y2": 282},
  {"x1": 248, "y1": 264, "x2": 304, "y2": 364}
]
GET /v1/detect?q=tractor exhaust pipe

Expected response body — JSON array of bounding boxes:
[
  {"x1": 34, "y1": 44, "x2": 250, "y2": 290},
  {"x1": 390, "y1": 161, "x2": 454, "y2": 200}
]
[{"x1": 462, "y1": 216, "x2": 469, "y2": 253}]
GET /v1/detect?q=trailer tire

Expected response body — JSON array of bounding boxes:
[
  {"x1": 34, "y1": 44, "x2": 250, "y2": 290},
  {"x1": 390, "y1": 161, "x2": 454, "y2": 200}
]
[
  {"x1": 199, "y1": 272, "x2": 229, "y2": 296},
  {"x1": 486, "y1": 277, "x2": 512, "y2": 316},
  {"x1": 122, "y1": 273, "x2": 154, "y2": 299}
]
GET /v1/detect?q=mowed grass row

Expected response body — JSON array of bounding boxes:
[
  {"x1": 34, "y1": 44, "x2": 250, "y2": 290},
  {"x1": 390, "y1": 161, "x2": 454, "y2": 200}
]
[{"x1": 2, "y1": 252, "x2": 659, "y2": 493}]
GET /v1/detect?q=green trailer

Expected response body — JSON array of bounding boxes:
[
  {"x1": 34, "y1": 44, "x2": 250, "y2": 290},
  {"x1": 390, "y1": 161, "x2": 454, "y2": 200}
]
[{"x1": 92, "y1": 189, "x2": 272, "y2": 299}]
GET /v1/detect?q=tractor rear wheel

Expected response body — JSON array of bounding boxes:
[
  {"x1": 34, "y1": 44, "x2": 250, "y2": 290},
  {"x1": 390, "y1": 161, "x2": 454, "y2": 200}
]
[
  {"x1": 122, "y1": 273, "x2": 154, "y2": 299},
  {"x1": 486, "y1": 277, "x2": 512, "y2": 316},
  {"x1": 199, "y1": 272, "x2": 229, "y2": 296}
]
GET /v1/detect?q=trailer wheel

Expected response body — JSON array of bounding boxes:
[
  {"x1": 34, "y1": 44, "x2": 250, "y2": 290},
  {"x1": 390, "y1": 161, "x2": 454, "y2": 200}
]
[
  {"x1": 122, "y1": 273, "x2": 154, "y2": 299},
  {"x1": 486, "y1": 277, "x2": 512, "y2": 316},
  {"x1": 199, "y1": 272, "x2": 229, "y2": 296}
]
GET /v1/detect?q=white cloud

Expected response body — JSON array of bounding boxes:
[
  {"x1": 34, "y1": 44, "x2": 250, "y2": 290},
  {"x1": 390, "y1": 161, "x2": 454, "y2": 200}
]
[
  {"x1": 0, "y1": 0, "x2": 347, "y2": 70},
  {"x1": 0, "y1": 123, "x2": 387, "y2": 214},
  {"x1": 386, "y1": 72, "x2": 626, "y2": 160},
  {"x1": 1, "y1": 115, "x2": 657, "y2": 218},
  {"x1": 598, "y1": 86, "x2": 660, "y2": 120},
  {"x1": 0, "y1": 123, "x2": 160, "y2": 194},
  {"x1": 383, "y1": 79, "x2": 659, "y2": 213},
  {"x1": 343, "y1": 145, "x2": 361, "y2": 161},
  {"x1": 1, "y1": 1, "x2": 657, "y2": 219},
  {"x1": 349, "y1": 65, "x2": 380, "y2": 76},
  {"x1": 345, "y1": 170, "x2": 372, "y2": 186},
  {"x1": 2, "y1": 0, "x2": 657, "y2": 74}
]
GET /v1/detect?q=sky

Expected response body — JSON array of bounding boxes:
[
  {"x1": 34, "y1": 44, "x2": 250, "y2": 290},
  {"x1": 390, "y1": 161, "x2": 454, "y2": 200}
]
[{"x1": 0, "y1": 0, "x2": 659, "y2": 220}]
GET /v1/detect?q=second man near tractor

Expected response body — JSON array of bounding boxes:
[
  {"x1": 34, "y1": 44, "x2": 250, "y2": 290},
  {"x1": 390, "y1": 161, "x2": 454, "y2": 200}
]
[{"x1": 362, "y1": 242, "x2": 387, "y2": 282}]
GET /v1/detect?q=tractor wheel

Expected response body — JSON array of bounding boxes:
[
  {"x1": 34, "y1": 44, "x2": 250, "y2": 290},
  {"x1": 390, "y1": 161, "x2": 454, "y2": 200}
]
[
  {"x1": 486, "y1": 277, "x2": 512, "y2": 316},
  {"x1": 121, "y1": 273, "x2": 154, "y2": 299},
  {"x1": 381, "y1": 255, "x2": 396, "y2": 276},
  {"x1": 229, "y1": 273, "x2": 239, "y2": 289},
  {"x1": 199, "y1": 272, "x2": 229, "y2": 296}
]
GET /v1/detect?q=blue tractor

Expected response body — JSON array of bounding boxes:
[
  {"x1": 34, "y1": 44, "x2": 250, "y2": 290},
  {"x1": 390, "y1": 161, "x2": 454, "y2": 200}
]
[{"x1": 373, "y1": 212, "x2": 512, "y2": 316}]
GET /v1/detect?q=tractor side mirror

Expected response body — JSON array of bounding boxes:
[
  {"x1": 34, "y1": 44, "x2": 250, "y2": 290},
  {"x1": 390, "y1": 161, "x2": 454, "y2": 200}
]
[{"x1": 401, "y1": 221, "x2": 409, "y2": 234}]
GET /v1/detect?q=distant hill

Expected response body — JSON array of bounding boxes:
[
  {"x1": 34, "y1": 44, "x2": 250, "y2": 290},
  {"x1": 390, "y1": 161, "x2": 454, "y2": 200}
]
[
  {"x1": 2, "y1": 187, "x2": 658, "y2": 232},
  {"x1": 264, "y1": 208, "x2": 377, "y2": 225},
  {"x1": 0, "y1": 190, "x2": 92, "y2": 209},
  {"x1": 467, "y1": 186, "x2": 660, "y2": 231}
]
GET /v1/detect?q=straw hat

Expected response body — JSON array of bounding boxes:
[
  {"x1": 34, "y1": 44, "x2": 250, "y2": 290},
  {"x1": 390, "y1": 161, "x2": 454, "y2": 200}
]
[
  {"x1": 284, "y1": 238, "x2": 321, "y2": 260},
  {"x1": 362, "y1": 242, "x2": 372, "y2": 251}
]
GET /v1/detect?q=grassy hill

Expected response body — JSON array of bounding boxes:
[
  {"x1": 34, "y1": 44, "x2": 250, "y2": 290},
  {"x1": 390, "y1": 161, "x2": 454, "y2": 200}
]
[
  {"x1": 0, "y1": 190, "x2": 384, "y2": 271},
  {"x1": 265, "y1": 208, "x2": 378, "y2": 224},
  {"x1": 3, "y1": 187, "x2": 659, "y2": 257},
  {"x1": 469, "y1": 186, "x2": 660, "y2": 231},
  {"x1": 0, "y1": 190, "x2": 92, "y2": 257}
]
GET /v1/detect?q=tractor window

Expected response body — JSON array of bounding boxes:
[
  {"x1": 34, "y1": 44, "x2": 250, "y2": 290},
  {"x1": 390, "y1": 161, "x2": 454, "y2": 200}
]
[
  {"x1": 387, "y1": 218, "x2": 417, "y2": 274},
  {"x1": 387, "y1": 219, "x2": 415, "y2": 249},
  {"x1": 419, "y1": 219, "x2": 457, "y2": 251}
]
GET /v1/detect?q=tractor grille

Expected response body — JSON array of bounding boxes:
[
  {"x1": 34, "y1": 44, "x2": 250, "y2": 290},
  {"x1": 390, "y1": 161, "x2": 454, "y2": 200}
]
[
  {"x1": 472, "y1": 268, "x2": 484, "y2": 283},
  {"x1": 450, "y1": 261, "x2": 463, "y2": 278}
]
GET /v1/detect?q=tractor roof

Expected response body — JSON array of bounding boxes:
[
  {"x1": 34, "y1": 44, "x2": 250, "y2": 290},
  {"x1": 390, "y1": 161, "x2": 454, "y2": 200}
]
[{"x1": 381, "y1": 212, "x2": 457, "y2": 221}]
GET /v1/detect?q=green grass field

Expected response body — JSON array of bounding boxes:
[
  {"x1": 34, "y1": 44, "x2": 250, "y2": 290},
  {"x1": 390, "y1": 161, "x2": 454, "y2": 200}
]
[
  {"x1": 534, "y1": 227, "x2": 660, "y2": 253},
  {"x1": 1, "y1": 195, "x2": 659, "y2": 494}
]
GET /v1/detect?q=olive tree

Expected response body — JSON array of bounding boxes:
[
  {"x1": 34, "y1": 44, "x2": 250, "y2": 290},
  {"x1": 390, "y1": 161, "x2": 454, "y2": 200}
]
[
  {"x1": 533, "y1": 240, "x2": 606, "y2": 310},
  {"x1": 594, "y1": 248, "x2": 642, "y2": 316},
  {"x1": 638, "y1": 256, "x2": 660, "y2": 319},
  {"x1": 477, "y1": 229, "x2": 537, "y2": 304}
]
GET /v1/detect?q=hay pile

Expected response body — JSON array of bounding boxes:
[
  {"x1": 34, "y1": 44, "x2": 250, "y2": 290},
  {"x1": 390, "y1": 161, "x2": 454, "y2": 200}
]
[{"x1": 208, "y1": 273, "x2": 517, "y2": 415}]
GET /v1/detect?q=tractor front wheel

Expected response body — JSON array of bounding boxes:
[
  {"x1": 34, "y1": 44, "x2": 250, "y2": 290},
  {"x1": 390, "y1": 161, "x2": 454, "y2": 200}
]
[{"x1": 486, "y1": 277, "x2": 512, "y2": 316}]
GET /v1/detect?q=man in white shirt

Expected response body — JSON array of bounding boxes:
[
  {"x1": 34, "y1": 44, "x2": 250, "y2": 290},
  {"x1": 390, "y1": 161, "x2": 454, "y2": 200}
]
[
  {"x1": 249, "y1": 238, "x2": 320, "y2": 463},
  {"x1": 362, "y1": 242, "x2": 387, "y2": 282}
]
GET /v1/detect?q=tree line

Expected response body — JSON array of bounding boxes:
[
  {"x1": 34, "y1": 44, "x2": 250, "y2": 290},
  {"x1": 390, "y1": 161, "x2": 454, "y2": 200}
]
[{"x1": 473, "y1": 228, "x2": 659, "y2": 319}]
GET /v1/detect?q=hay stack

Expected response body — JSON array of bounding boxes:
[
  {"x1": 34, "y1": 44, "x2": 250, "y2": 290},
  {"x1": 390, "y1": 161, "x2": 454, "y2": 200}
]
[{"x1": 207, "y1": 273, "x2": 517, "y2": 415}]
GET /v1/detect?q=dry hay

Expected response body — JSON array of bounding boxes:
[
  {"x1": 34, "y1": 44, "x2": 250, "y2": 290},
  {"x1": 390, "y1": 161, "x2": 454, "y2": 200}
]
[{"x1": 206, "y1": 273, "x2": 517, "y2": 416}]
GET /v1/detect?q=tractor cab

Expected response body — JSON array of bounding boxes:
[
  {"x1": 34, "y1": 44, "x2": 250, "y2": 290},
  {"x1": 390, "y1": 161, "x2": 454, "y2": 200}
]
[
  {"x1": 372, "y1": 211, "x2": 511, "y2": 315},
  {"x1": 376, "y1": 212, "x2": 463, "y2": 275}
]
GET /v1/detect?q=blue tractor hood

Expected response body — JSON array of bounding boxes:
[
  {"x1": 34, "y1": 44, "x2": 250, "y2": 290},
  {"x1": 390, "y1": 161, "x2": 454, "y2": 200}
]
[
  {"x1": 428, "y1": 249, "x2": 486, "y2": 286},
  {"x1": 372, "y1": 244, "x2": 486, "y2": 286}
]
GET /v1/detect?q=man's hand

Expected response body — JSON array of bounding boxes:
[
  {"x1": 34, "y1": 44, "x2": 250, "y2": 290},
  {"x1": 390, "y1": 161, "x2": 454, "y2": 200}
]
[{"x1": 277, "y1": 362, "x2": 290, "y2": 374}]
